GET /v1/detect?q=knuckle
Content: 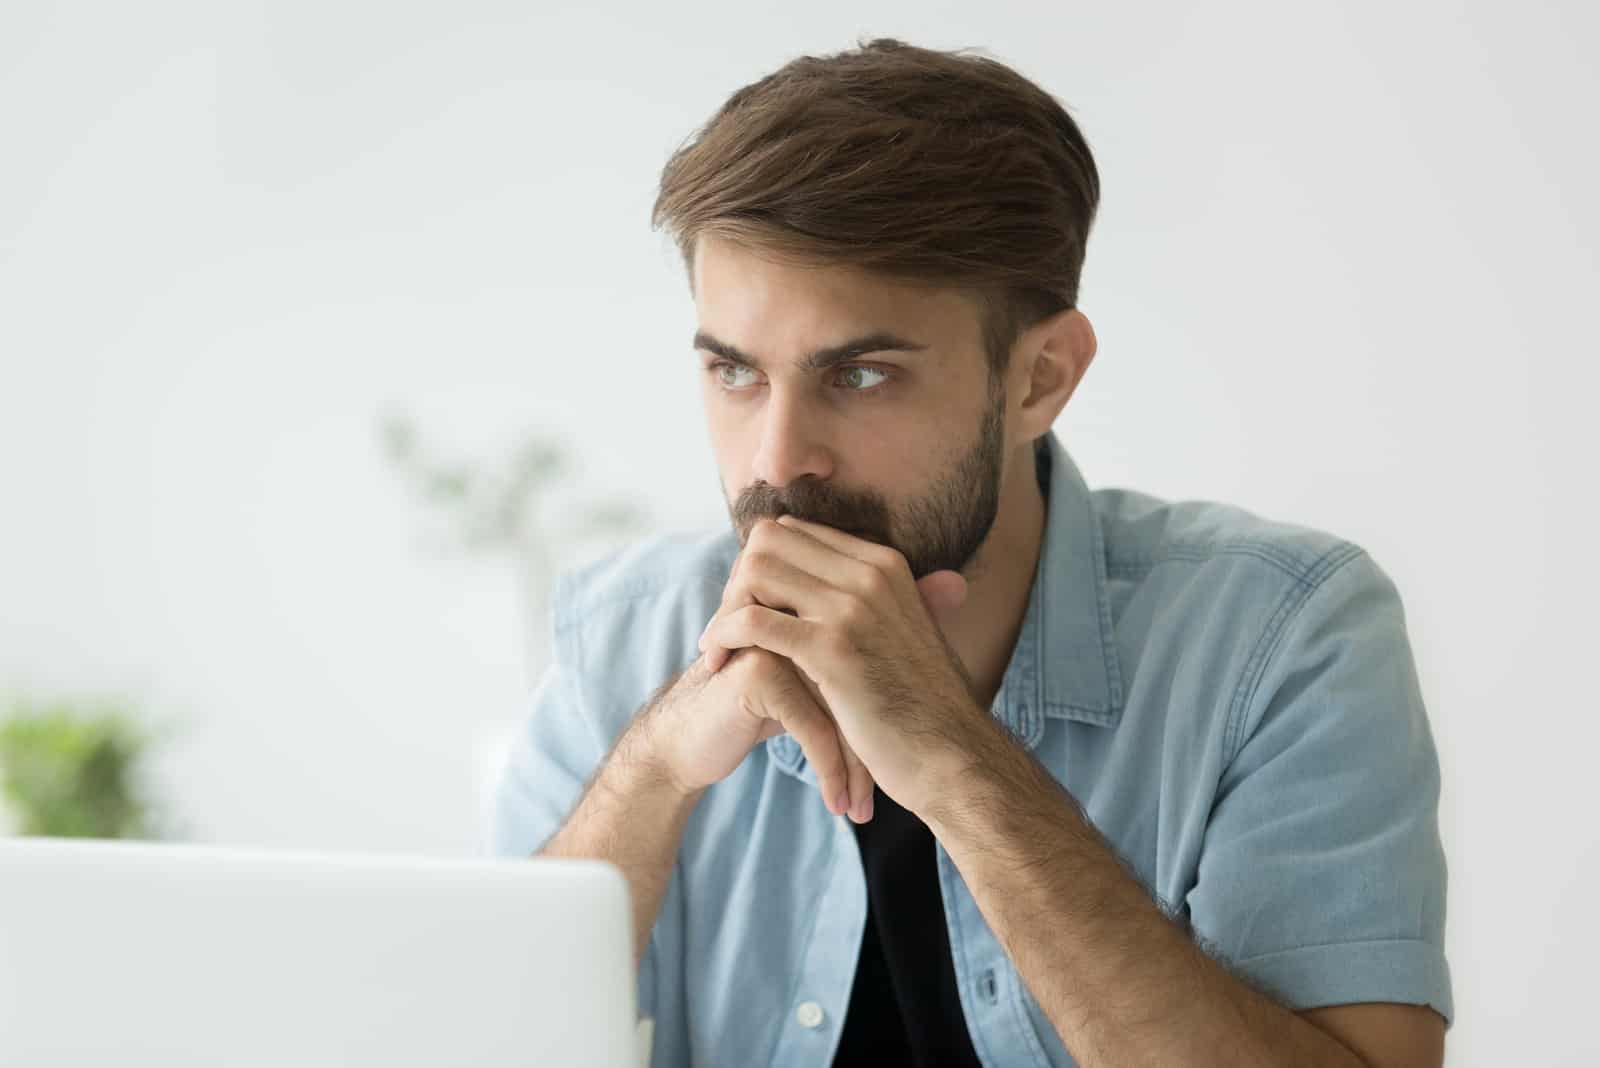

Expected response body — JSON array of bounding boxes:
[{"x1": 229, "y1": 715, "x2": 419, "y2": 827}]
[
  {"x1": 741, "y1": 647, "x2": 784, "y2": 679},
  {"x1": 716, "y1": 604, "x2": 749, "y2": 634},
  {"x1": 859, "y1": 565, "x2": 891, "y2": 599},
  {"x1": 748, "y1": 518, "x2": 781, "y2": 549},
  {"x1": 735, "y1": 644, "x2": 762, "y2": 665},
  {"x1": 875, "y1": 544, "x2": 908, "y2": 572},
  {"x1": 838, "y1": 595, "x2": 870, "y2": 628}
]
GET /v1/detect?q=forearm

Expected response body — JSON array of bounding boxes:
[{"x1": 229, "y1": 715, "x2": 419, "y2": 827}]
[
  {"x1": 539, "y1": 703, "x2": 703, "y2": 968},
  {"x1": 924, "y1": 723, "x2": 1370, "y2": 1068}
]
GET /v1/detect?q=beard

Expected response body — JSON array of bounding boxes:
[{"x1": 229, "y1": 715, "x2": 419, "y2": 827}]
[{"x1": 727, "y1": 376, "x2": 1008, "y2": 581}]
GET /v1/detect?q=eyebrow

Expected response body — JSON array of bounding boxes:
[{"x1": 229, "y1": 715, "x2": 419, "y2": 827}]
[{"x1": 692, "y1": 330, "x2": 930, "y2": 373}]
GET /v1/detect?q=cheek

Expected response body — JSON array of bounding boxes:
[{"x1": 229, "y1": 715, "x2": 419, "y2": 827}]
[
  {"x1": 702, "y1": 393, "x2": 747, "y2": 439},
  {"x1": 703, "y1": 405, "x2": 764, "y2": 475},
  {"x1": 859, "y1": 433, "x2": 927, "y2": 487},
  {"x1": 705, "y1": 424, "x2": 742, "y2": 471}
]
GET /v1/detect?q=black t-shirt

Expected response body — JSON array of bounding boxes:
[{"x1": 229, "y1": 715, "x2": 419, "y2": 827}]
[
  {"x1": 829, "y1": 785, "x2": 982, "y2": 1066},
  {"x1": 832, "y1": 437, "x2": 1051, "y2": 1065}
]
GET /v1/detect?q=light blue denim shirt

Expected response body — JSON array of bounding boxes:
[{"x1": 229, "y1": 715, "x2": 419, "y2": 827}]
[{"x1": 489, "y1": 428, "x2": 1452, "y2": 1067}]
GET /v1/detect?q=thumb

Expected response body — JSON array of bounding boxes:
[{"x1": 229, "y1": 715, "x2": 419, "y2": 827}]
[{"x1": 915, "y1": 569, "x2": 968, "y2": 630}]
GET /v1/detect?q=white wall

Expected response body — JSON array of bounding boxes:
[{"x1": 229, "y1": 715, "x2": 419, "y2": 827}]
[{"x1": 2, "y1": 1, "x2": 1595, "y2": 1062}]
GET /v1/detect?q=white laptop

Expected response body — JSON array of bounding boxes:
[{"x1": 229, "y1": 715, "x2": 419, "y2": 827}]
[{"x1": 0, "y1": 837, "x2": 643, "y2": 1068}]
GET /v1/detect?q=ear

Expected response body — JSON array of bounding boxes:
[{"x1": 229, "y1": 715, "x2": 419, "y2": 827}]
[{"x1": 1010, "y1": 307, "x2": 1097, "y2": 441}]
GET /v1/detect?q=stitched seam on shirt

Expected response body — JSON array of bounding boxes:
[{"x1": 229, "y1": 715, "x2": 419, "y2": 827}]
[
  {"x1": 1087, "y1": 497, "x2": 1126, "y2": 715},
  {"x1": 1220, "y1": 543, "x2": 1367, "y2": 767},
  {"x1": 570, "y1": 576, "x2": 728, "y2": 615},
  {"x1": 1104, "y1": 541, "x2": 1317, "y2": 582},
  {"x1": 555, "y1": 572, "x2": 609, "y2": 764},
  {"x1": 1231, "y1": 935, "x2": 1442, "y2": 966}
]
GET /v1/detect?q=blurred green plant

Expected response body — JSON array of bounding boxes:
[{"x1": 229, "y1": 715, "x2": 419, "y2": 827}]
[
  {"x1": 379, "y1": 413, "x2": 646, "y2": 554},
  {"x1": 0, "y1": 695, "x2": 171, "y2": 839},
  {"x1": 378, "y1": 411, "x2": 650, "y2": 677}
]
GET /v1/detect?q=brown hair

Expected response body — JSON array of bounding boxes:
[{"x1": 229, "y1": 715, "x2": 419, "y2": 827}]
[{"x1": 651, "y1": 37, "x2": 1100, "y2": 379}]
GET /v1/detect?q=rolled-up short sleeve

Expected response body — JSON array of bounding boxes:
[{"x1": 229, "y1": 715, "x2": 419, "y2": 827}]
[
  {"x1": 486, "y1": 642, "x2": 602, "y2": 857},
  {"x1": 1187, "y1": 550, "x2": 1453, "y2": 1026}
]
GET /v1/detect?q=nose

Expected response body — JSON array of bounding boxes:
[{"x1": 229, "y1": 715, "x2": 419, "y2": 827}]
[{"x1": 749, "y1": 388, "x2": 834, "y2": 488}]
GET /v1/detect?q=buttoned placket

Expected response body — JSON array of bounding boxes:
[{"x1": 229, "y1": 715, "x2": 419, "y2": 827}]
[
  {"x1": 757, "y1": 429, "x2": 1116, "y2": 1068},
  {"x1": 759, "y1": 756, "x2": 867, "y2": 1067},
  {"x1": 760, "y1": 708, "x2": 1058, "y2": 1067},
  {"x1": 931, "y1": 659, "x2": 1061, "y2": 1068}
]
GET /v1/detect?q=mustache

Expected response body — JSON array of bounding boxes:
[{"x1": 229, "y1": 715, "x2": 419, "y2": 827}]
[{"x1": 733, "y1": 480, "x2": 891, "y2": 541}]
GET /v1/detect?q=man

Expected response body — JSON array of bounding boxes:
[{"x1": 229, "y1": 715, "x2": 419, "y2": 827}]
[{"x1": 491, "y1": 37, "x2": 1451, "y2": 1068}]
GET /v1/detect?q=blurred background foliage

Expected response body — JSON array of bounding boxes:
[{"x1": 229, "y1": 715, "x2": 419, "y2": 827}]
[
  {"x1": 379, "y1": 412, "x2": 647, "y2": 554},
  {"x1": 2, "y1": 417, "x2": 653, "y2": 846},
  {"x1": 0, "y1": 694, "x2": 176, "y2": 840},
  {"x1": 379, "y1": 411, "x2": 650, "y2": 678}
]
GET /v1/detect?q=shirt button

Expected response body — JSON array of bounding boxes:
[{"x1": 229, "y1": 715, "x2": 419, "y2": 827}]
[{"x1": 795, "y1": 1001, "x2": 825, "y2": 1029}]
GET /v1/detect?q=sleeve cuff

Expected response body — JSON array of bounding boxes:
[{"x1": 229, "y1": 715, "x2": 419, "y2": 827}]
[{"x1": 1230, "y1": 938, "x2": 1454, "y2": 1027}]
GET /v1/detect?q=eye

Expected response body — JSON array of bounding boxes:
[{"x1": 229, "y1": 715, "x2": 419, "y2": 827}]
[
  {"x1": 835, "y1": 365, "x2": 890, "y2": 392},
  {"x1": 704, "y1": 360, "x2": 893, "y2": 395},
  {"x1": 711, "y1": 361, "x2": 760, "y2": 390}
]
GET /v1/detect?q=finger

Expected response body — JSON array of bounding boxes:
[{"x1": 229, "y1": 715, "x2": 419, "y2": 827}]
[
  {"x1": 716, "y1": 552, "x2": 844, "y2": 626},
  {"x1": 759, "y1": 516, "x2": 891, "y2": 598},
  {"x1": 778, "y1": 515, "x2": 969, "y2": 615},
  {"x1": 791, "y1": 663, "x2": 875, "y2": 824},
  {"x1": 703, "y1": 546, "x2": 760, "y2": 674},
  {"x1": 840, "y1": 734, "x2": 876, "y2": 824},
  {"x1": 701, "y1": 542, "x2": 768, "y2": 674},
  {"x1": 708, "y1": 516, "x2": 886, "y2": 673},
  {"x1": 705, "y1": 602, "x2": 794, "y2": 674},
  {"x1": 704, "y1": 630, "x2": 729, "y2": 674},
  {"x1": 915, "y1": 571, "x2": 969, "y2": 616},
  {"x1": 701, "y1": 604, "x2": 820, "y2": 682},
  {"x1": 702, "y1": 551, "x2": 841, "y2": 671},
  {"x1": 753, "y1": 670, "x2": 851, "y2": 817},
  {"x1": 772, "y1": 514, "x2": 890, "y2": 567}
]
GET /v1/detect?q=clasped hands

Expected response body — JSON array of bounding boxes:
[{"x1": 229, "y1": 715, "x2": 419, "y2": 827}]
[{"x1": 697, "y1": 514, "x2": 977, "y2": 822}]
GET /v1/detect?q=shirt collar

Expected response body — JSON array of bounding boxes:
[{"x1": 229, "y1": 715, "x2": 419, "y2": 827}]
[
  {"x1": 998, "y1": 428, "x2": 1126, "y2": 744},
  {"x1": 764, "y1": 427, "x2": 1125, "y2": 779}
]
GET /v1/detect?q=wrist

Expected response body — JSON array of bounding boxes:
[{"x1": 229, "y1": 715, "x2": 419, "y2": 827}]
[
  {"x1": 620, "y1": 711, "x2": 703, "y2": 805},
  {"x1": 915, "y1": 709, "x2": 1036, "y2": 844},
  {"x1": 911, "y1": 702, "x2": 1016, "y2": 831}
]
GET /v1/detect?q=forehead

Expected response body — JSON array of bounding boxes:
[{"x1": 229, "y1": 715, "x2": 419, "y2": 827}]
[{"x1": 690, "y1": 236, "x2": 983, "y2": 350}]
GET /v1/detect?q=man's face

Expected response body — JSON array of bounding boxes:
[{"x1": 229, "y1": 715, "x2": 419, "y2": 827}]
[{"x1": 691, "y1": 236, "x2": 1011, "y2": 581}]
